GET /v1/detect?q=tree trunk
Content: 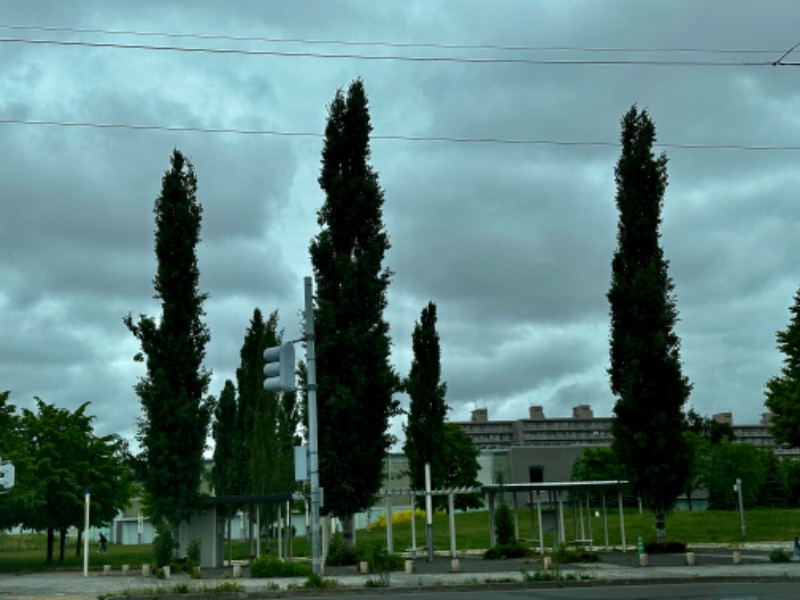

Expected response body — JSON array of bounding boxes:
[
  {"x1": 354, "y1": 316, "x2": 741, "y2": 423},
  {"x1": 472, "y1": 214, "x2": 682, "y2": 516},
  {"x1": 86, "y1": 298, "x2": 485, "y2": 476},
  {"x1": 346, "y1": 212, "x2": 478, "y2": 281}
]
[
  {"x1": 341, "y1": 514, "x2": 355, "y2": 549},
  {"x1": 46, "y1": 527, "x2": 54, "y2": 563},
  {"x1": 655, "y1": 508, "x2": 666, "y2": 542},
  {"x1": 686, "y1": 492, "x2": 693, "y2": 512},
  {"x1": 76, "y1": 529, "x2": 83, "y2": 556},
  {"x1": 58, "y1": 527, "x2": 67, "y2": 561}
]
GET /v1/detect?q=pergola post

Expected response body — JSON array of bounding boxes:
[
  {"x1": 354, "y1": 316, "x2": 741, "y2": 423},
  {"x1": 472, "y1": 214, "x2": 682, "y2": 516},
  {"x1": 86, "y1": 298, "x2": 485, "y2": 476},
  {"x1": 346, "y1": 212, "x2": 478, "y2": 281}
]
[
  {"x1": 618, "y1": 488, "x2": 627, "y2": 552},
  {"x1": 537, "y1": 491, "x2": 544, "y2": 556},
  {"x1": 448, "y1": 492, "x2": 457, "y2": 558},
  {"x1": 385, "y1": 490, "x2": 394, "y2": 553}
]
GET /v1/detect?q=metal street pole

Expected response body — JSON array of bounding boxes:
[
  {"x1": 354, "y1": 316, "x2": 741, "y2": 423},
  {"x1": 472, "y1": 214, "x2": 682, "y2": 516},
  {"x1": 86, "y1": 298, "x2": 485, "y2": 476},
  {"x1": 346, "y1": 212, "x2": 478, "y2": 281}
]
[
  {"x1": 305, "y1": 276, "x2": 322, "y2": 576},
  {"x1": 735, "y1": 478, "x2": 746, "y2": 536},
  {"x1": 83, "y1": 490, "x2": 90, "y2": 577},
  {"x1": 425, "y1": 462, "x2": 433, "y2": 562}
]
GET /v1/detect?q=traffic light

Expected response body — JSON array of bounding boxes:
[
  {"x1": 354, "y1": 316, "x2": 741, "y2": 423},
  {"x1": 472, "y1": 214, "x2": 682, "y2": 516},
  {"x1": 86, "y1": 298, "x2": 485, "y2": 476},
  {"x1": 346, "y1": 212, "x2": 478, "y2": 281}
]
[
  {"x1": 263, "y1": 342, "x2": 296, "y2": 392},
  {"x1": 0, "y1": 462, "x2": 15, "y2": 490}
]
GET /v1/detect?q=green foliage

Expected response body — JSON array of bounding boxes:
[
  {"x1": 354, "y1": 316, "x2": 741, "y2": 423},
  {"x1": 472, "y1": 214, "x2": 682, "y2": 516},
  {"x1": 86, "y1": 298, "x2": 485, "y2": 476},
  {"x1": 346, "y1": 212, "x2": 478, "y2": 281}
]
[
  {"x1": 302, "y1": 573, "x2": 338, "y2": 589},
  {"x1": 440, "y1": 424, "x2": 484, "y2": 511},
  {"x1": 608, "y1": 106, "x2": 691, "y2": 536},
  {"x1": 706, "y1": 441, "x2": 765, "y2": 509},
  {"x1": 551, "y1": 545, "x2": 601, "y2": 563},
  {"x1": 152, "y1": 527, "x2": 174, "y2": 568},
  {"x1": 15, "y1": 399, "x2": 132, "y2": 562},
  {"x1": 124, "y1": 149, "x2": 212, "y2": 530},
  {"x1": 483, "y1": 544, "x2": 528, "y2": 559},
  {"x1": 212, "y1": 380, "x2": 239, "y2": 500},
  {"x1": 643, "y1": 540, "x2": 687, "y2": 554},
  {"x1": 765, "y1": 288, "x2": 800, "y2": 448},
  {"x1": 493, "y1": 502, "x2": 515, "y2": 546},
  {"x1": 769, "y1": 547, "x2": 792, "y2": 563},
  {"x1": 250, "y1": 556, "x2": 311, "y2": 578},
  {"x1": 355, "y1": 541, "x2": 403, "y2": 572},
  {"x1": 403, "y1": 302, "x2": 449, "y2": 499},
  {"x1": 235, "y1": 309, "x2": 299, "y2": 516},
  {"x1": 310, "y1": 79, "x2": 399, "y2": 523},
  {"x1": 185, "y1": 537, "x2": 201, "y2": 572},
  {"x1": 324, "y1": 532, "x2": 356, "y2": 566}
]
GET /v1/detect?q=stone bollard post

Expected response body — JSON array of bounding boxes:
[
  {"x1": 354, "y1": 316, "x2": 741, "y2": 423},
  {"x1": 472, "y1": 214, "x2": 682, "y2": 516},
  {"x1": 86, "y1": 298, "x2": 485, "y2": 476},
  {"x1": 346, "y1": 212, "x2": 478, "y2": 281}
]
[
  {"x1": 733, "y1": 550, "x2": 742, "y2": 565},
  {"x1": 359, "y1": 561, "x2": 369, "y2": 574},
  {"x1": 163, "y1": 565, "x2": 171, "y2": 579},
  {"x1": 543, "y1": 556, "x2": 552, "y2": 570},
  {"x1": 232, "y1": 564, "x2": 242, "y2": 578},
  {"x1": 639, "y1": 553, "x2": 649, "y2": 567},
  {"x1": 404, "y1": 559, "x2": 414, "y2": 574},
  {"x1": 450, "y1": 558, "x2": 461, "y2": 573},
  {"x1": 142, "y1": 564, "x2": 150, "y2": 577},
  {"x1": 685, "y1": 552, "x2": 696, "y2": 566},
  {"x1": 122, "y1": 565, "x2": 129, "y2": 575},
  {"x1": 103, "y1": 564, "x2": 111, "y2": 576}
]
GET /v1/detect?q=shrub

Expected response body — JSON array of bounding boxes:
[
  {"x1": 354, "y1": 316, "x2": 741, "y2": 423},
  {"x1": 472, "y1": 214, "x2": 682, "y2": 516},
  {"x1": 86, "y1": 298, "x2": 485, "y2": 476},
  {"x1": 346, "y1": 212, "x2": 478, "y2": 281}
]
[
  {"x1": 644, "y1": 540, "x2": 687, "y2": 554},
  {"x1": 152, "y1": 528, "x2": 174, "y2": 568},
  {"x1": 303, "y1": 573, "x2": 338, "y2": 589},
  {"x1": 250, "y1": 556, "x2": 312, "y2": 578},
  {"x1": 551, "y1": 545, "x2": 600, "y2": 564},
  {"x1": 325, "y1": 533, "x2": 356, "y2": 566},
  {"x1": 483, "y1": 544, "x2": 528, "y2": 560},
  {"x1": 769, "y1": 548, "x2": 791, "y2": 563},
  {"x1": 494, "y1": 503, "x2": 515, "y2": 546},
  {"x1": 186, "y1": 537, "x2": 202, "y2": 568},
  {"x1": 355, "y1": 542, "x2": 404, "y2": 572}
]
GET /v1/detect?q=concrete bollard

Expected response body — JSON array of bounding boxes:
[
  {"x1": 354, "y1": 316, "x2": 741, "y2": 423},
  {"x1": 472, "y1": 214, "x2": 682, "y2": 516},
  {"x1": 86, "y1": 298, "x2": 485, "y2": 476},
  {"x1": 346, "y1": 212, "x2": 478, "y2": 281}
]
[
  {"x1": 122, "y1": 564, "x2": 129, "y2": 575},
  {"x1": 103, "y1": 564, "x2": 111, "y2": 575},
  {"x1": 404, "y1": 559, "x2": 414, "y2": 573},
  {"x1": 543, "y1": 556, "x2": 552, "y2": 570},
  {"x1": 359, "y1": 561, "x2": 369, "y2": 574},
  {"x1": 232, "y1": 564, "x2": 242, "y2": 578},
  {"x1": 450, "y1": 558, "x2": 461, "y2": 573},
  {"x1": 685, "y1": 552, "x2": 695, "y2": 566},
  {"x1": 733, "y1": 550, "x2": 742, "y2": 565},
  {"x1": 163, "y1": 565, "x2": 170, "y2": 579},
  {"x1": 639, "y1": 553, "x2": 649, "y2": 567},
  {"x1": 142, "y1": 564, "x2": 150, "y2": 577}
]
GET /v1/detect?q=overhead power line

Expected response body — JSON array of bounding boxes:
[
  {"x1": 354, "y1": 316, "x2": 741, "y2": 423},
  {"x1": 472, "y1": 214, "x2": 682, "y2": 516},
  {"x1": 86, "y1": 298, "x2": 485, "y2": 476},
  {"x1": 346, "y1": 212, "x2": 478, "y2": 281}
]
[
  {"x1": 0, "y1": 23, "x2": 784, "y2": 55},
  {"x1": 0, "y1": 36, "x2": 782, "y2": 67},
  {"x1": 1, "y1": 118, "x2": 799, "y2": 152}
]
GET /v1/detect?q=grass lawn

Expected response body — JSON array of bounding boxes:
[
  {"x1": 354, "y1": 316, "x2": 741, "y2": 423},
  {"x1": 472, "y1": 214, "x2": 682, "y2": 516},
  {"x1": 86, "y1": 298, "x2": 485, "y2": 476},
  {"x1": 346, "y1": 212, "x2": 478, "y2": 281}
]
[{"x1": 2, "y1": 507, "x2": 798, "y2": 573}]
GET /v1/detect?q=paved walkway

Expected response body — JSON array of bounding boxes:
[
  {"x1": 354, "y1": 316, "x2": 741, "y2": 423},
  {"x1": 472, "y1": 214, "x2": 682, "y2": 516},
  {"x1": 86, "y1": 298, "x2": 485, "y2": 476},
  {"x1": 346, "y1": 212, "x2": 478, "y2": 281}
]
[{"x1": 0, "y1": 546, "x2": 798, "y2": 599}]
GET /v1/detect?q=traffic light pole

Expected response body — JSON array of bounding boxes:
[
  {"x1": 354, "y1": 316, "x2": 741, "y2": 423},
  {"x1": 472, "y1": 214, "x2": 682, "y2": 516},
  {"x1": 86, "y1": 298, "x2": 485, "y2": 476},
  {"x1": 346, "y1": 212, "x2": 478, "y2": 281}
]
[{"x1": 304, "y1": 276, "x2": 322, "y2": 577}]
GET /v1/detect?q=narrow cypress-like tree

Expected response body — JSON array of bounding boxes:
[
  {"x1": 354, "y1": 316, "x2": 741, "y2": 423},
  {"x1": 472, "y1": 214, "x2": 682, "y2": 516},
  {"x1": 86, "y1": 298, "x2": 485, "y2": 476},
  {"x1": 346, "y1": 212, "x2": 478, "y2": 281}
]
[
  {"x1": 125, "y1": 149, "x2": 212, "y2": 532},
  {"x1": 235, "y1": 308, "x2": 268, "y2": 498},
  {"x1": 765, "y1": 289, "x2": 800, "y2": 448},
  {"x1": 403, "y1": 302, "x2": 448, "y2": 502},
  {"x1": 211, "y1": 380, "x2": 239, "y2": 498},
  {"x1": 310, "y1": 79, "x2": 398, "y2": 541},
  {"x1": 608, "y1": 106, "x2": 691, "y2": 541}
]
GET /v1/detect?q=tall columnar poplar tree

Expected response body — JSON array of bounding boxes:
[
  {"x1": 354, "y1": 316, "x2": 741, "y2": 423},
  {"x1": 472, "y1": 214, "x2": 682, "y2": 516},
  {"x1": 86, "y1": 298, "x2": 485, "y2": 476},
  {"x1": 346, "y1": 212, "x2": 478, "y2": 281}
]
[
  {"x1": 765, "y1": 288, "x2": 800, "y2": 448},
  {"x1": 310, "y1": 79, "x2": 398, "y2": 540},
  {"x1": 607, "y1": 106, "x2": 691, "y2": 541},
  {"x1": 125, "y1": 149, "x2": 212, "y2": 532},
  {"x1": 212, "y1": 379, "x2": 239, "y2": 498},
  {"x1": 403, "y1": 302, "x2": 448, "y2": 500}
]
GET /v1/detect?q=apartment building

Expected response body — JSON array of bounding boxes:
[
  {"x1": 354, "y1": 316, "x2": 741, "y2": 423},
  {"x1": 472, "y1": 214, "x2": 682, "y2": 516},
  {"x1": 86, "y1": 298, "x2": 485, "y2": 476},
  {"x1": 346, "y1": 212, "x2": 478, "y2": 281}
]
[{"x1": 453, "y1": 405, "x2": 613, "y2": 450}]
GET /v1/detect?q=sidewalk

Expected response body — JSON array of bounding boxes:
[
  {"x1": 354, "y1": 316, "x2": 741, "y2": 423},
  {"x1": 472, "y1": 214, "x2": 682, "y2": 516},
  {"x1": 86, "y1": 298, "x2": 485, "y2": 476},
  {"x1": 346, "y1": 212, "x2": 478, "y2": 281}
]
[{"x1": 0, "y1": 548, "x2": 798, "y2": 599}]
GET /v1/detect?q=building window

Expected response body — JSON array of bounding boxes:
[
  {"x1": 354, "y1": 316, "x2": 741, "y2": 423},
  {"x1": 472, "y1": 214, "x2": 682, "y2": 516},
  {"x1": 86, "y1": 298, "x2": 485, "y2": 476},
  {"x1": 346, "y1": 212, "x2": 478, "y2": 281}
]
[{"x1": 529, "y1": 466, "x2": 544, "y2": 483}]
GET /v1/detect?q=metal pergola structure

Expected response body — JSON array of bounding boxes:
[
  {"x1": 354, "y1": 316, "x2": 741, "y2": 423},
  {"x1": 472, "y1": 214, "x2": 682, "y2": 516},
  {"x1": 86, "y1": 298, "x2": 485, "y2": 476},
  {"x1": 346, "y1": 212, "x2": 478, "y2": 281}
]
[
  {"x1": 482, "y1": 480, "x2": 630, "y2": 554},
  {"x1": 378, "y1": 480, "x2": 629, "y2": 559},
  {"x1": 208, "y1": 493, "x2": 298, "y2": 561}
]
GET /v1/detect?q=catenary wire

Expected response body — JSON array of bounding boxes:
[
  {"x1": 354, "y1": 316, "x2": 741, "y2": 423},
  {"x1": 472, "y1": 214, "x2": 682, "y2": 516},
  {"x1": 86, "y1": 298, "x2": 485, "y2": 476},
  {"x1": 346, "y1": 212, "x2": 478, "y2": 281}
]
[
  {"x1": 0, "y1": 23, "x2": 785, "y2": 55},
  {"x1": 0, "y1": 36, "x2": 779, "y2": 66},
  {"x1": 1, "y1": 118, "x2": 798, "y2": 152}
]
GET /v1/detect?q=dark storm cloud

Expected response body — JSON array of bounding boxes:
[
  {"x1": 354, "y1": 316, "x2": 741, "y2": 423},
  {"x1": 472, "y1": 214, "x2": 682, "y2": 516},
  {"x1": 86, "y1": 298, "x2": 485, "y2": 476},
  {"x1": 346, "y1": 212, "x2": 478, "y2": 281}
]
[{"x1": 2, "y1": 0, "x2": 799, "y2": 445}]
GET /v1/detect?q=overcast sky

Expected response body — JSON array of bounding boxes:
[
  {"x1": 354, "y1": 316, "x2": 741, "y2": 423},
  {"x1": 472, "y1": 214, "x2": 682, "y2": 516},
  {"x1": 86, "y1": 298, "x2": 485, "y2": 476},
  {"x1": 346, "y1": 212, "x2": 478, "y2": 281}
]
[{"x1": 2, "y1": 1, "x2": 799, "y2": 450}]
